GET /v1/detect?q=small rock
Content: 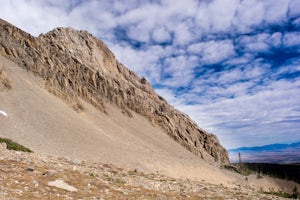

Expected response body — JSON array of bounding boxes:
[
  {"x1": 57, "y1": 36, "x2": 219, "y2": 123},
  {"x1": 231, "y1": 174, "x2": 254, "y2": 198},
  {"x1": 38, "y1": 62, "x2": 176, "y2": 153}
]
[
  {"x1": 71, "y1": 158, "x2": 81, "y2": 165},
  {"x1": 32, "y1": 180, "x2": 39, "y2": 187},
  {"x1": 42, "y1": 169, "x2": 57, "y2": 176},
  {"x1": 26, "y1": 166, "x2": 34, "y2": 172},
  {"x1": 180, "y1": 192, "x2": 190, "y2": 198},
  {"x1": 48, "y1": 180, "x2": 77, "y2": 192}
]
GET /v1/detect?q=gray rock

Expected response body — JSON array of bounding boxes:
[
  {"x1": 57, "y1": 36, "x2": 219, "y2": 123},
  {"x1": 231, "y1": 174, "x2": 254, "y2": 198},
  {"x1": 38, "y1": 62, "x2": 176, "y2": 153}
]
[
  {"x1": 42, "y1": 169, "x2": 57, "y2": 176},
  {"x1": 26, "y1": 166, "x2": 34, "y2": 172},
  {"x1": 48, "y1": 179, "x2": 77, "y2": 192}
]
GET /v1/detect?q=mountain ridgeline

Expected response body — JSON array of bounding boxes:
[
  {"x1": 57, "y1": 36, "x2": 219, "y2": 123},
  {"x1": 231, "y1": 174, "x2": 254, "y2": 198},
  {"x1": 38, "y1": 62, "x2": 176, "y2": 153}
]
[
  {"x1": 0, "y1": 18, "x2": 229, "y2": 165},
  {"x1": 229, "y1": 142, "x2": 300, "y2": 164}
]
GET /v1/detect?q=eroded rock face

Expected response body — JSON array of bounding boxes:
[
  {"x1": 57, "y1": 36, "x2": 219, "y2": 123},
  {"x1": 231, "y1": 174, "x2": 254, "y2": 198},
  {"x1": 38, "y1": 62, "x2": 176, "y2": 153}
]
[
  {"x1": 0, "y1": 18, "x2": 229, "y2": 165},
  {"x1": 0, "y1": 67, "x2": 12, "y2": 92}
]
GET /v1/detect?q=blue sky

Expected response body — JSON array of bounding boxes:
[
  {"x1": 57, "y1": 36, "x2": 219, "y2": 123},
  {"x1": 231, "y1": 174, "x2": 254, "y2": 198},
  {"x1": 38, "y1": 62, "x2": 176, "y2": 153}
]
[{"x1": 0, "y1": 0, "x2": 299, "y2": 149}]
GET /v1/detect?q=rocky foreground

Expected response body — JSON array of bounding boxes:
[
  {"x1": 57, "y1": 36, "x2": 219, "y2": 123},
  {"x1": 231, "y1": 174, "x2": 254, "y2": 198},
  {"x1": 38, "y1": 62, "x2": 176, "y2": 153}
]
[{"x1": 0, "y1": 143, "x2": 287, "y2": 200}]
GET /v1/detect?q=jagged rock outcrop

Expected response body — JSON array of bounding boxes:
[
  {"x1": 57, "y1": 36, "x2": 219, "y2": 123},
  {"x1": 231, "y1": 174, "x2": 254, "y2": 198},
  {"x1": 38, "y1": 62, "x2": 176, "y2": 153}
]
[{"x1": 0, "y1": 18, "x2": 229, "y2": 165}]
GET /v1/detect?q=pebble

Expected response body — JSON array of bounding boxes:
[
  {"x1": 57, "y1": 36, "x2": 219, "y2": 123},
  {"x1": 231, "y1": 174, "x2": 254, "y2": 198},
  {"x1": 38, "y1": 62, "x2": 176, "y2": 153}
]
[
  {"x1": 26, "y1": 166, "x2": 35, "y2": 172},
  {"x1": 42, "y1": 169, "x2": 57, "y2": 176}
]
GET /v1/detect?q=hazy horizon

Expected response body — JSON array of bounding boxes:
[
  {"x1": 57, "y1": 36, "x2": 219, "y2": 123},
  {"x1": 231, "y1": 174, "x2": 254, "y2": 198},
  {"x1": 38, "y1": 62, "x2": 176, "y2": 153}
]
[{"x1": 228, "y1": 141, "x2": 300, "y2": 163}]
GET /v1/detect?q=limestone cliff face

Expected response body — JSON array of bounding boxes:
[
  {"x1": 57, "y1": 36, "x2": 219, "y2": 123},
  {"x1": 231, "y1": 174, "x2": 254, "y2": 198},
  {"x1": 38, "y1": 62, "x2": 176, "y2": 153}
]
[{"x1": 0, "y1": 18, "x2": 230, "y2": 165}]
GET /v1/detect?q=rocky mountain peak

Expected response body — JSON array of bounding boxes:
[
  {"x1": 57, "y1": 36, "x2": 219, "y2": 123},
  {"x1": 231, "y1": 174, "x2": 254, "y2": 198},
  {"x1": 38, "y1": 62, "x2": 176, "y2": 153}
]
[
  {"x1": 39, "y1": 27, "x2": 119, "y2": 75},
  {"x1": 0, "y1": 18, "x2": 230, "y2": 165}
]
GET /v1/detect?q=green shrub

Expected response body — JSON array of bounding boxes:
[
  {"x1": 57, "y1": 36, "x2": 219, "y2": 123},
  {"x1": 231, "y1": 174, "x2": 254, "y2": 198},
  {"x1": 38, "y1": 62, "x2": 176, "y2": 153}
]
[
  {"x1": 0, "y1": 138, "x2": 33, "y2": 152},
  {"x1": 262, "y1": 189, "x2": 298, "y2": 199}
]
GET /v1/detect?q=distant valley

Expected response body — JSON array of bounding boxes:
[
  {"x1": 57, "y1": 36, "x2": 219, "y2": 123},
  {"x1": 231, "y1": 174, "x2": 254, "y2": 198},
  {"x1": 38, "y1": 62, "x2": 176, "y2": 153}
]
[{"x1": 228, "y1": 142, "x2": 300, "y2": 164}]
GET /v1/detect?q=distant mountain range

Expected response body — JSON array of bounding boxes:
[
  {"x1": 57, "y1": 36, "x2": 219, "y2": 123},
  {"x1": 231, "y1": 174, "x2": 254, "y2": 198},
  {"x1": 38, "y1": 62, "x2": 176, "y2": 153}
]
[{"x1": 228, "y1": 142, "x2": 300, "y2": 164}]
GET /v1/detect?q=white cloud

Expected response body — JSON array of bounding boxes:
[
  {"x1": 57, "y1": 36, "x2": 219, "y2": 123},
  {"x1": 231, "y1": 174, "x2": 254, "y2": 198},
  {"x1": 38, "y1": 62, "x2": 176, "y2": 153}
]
[
  {"x1": 0, "y1": 0, "x2": 66, "y2": 35},
  {"x1": 202, "y1": 0, "x2": 238, "y2": 32},
  {"x1": 238, "y1": 33, "x2": 271, "y2": 53},
  {"x1": 276, "y1": 58, "x2": 300, "y2": 75},
  {"x1": 289, "y1": 0, "x2": 300, "y2": 18},
  {"x1": 224, "y1": 53, "x2": 254, "y2": 66},
  {"x1": 154, "y1": 88, "x2": 186, "y2": 106},
  {"x1": 174, "y1": 79, "x2": 300, "y2": 148},
  {"x1": 216, "y1": 66, "x2": 263, "y2": 86},
  {"x1": 151, "y1": 26, "x2": 171, "y2": 43},
  {"x1": 233, "y1": 0, "x2": 265, "y2": 32},
  {"x1": 292, "y1": 17, "x2": 300, "y2": 28},
  {"x1": 188, "y1": 40, "x2": 236, "y2": 65},
  {"x1": 162, "y1": 55, "x2": 198, "y2": 87},
  {"x1": 110, "y1": 44, "x2": 169, "y2": 83},
  {"x1": 264, "y1": 0, "x2": 289, "y2": 24},
  {"x1": 283, "y1": 32, "x2": 300, "y2": 48},
  {"x1": 267, "y1": 32, "x2": 283, "y2": 47},
  {"x1": 173, "y1": 22, "x2": 194, "y2": 45}
]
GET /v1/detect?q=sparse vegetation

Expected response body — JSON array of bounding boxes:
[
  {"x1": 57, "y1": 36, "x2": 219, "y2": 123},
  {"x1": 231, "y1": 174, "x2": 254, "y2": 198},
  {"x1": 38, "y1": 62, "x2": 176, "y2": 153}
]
[
  {"x1": 262, "y1": 188, "x2": 298, "y2": 199},
  {"x1": 222, "y1": 165, "x2": 240, "y2": 173},
  {"x1": 293, "y1": 186, "x2": 299, "y2": 199},
  {"x1": 240, "y1": 163, "x2": 252, "y2": 176},
  {"x1": 0, "y1": 137, "x2": 33, "y2": 152},
  {"x1": 244, "y1": 163, "x2": 300, "y2": 184},
  {"x1": 103, "y1": 174, "x2": 113, "y2": 182},
  {"x1": 114, "y1": 178, "x2": 126, "y2": 184},
  {"x1": 225, "y1": 152, "x2": 253, "y2": 176},
  {"x1": 223, "y1": 164, "x2": 253, "y2": 176},
  {"x1": 229, "y1": 158, "x2": 300, "y2": 184},
  {"x1": 256, "y1": 173, "x2": 263, "y2": 179}
]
